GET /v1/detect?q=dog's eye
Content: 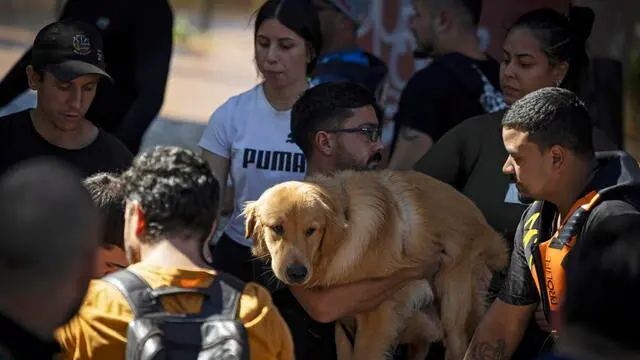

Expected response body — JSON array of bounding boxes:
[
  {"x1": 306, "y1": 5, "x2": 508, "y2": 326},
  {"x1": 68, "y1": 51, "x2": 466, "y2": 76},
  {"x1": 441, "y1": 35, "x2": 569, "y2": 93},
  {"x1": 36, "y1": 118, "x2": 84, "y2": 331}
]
[
  {"x1": 304, "y1": 227, "x2": 316, "y2": 237},
  {"x1": 271, "y1": 225, "x2": 284, "y2": 236}
]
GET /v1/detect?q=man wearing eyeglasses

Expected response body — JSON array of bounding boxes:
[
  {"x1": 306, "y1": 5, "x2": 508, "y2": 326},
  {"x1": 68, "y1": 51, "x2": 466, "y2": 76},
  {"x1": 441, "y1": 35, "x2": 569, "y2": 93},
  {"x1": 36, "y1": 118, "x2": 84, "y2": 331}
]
[
  {"x1": 289, "y1": 81, "x2": 384, "y2": 173},
  {"x1": 277, "y1": 82, "x2": 440, "y2": 360}
]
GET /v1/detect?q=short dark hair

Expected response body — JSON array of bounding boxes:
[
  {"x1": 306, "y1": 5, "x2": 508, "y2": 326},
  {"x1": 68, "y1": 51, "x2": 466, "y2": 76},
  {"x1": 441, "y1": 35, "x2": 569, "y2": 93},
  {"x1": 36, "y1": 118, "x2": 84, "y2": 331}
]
[
  {"x1": 83, "y1": 172, "x2": 125, "y2": 248},
  {"x1": 289, "y1": 82, "x2": 379, "y2": 157},
  {"x1": 424, "y1": 0, "x2": 483, "y2": 27},
  {"x1": 564, "y1": 219, "x2": 640, "y2": 351},
  {"x1": 120, "y1": 146, "x2": 220, "y2": 243},
  {"x1": 508, "y1": 6, "x2": 595, "y2": 94},
  {"x1": 502, "y1": 87, "x2": 594, "y2": 159},
  {"x1": 254, "y1": 0, "x2": 323, "y2": 75}
]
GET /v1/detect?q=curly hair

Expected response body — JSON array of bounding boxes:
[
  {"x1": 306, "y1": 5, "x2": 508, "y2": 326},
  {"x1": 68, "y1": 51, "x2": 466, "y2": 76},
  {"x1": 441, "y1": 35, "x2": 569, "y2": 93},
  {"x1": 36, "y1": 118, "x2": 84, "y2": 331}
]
[{"x1": 120, "y1": 146, "x2": 220, "y2": 243}]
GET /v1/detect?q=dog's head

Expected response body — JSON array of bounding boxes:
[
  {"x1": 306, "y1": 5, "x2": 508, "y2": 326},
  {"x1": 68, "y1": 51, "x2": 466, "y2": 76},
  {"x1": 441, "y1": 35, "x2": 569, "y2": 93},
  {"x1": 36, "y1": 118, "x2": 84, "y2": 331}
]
[{"x1": 243, "y1": 181, "x2": 347, "y2": 286}]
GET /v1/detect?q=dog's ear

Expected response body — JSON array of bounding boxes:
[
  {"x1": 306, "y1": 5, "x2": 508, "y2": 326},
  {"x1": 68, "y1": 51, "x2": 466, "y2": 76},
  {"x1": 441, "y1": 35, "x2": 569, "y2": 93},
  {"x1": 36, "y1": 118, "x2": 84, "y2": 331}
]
[
  {"x1": 311, "y1": 184, "x2": 348, "y2": 230},
  {"x1": 242, "y1": 201, "x2": 258, "y2": 239},
  {"x1": 242, "y1": 201, "x2": 269, "y2": 259}
]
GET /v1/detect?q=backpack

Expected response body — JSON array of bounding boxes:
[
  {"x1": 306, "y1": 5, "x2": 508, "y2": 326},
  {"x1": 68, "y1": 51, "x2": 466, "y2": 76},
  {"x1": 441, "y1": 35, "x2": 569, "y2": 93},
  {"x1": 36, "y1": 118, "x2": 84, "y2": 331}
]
[{"x1": 102, "y1": 269, "x2": 250, "y2": 360}]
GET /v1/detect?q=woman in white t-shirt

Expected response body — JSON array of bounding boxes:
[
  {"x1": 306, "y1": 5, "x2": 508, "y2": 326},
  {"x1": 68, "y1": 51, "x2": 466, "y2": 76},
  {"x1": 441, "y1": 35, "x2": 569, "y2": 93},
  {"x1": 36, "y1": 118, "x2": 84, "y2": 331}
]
[{"x1": 198, "y1": 0, "x2": 322, "y2": 283}]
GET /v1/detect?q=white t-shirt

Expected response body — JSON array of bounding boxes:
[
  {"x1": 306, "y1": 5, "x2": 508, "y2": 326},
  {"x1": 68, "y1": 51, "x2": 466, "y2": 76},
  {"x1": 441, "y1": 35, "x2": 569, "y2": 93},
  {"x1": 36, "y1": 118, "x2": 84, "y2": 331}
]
[{"x1": 199, "y1": 84, "x2": 306, "y2": 247}]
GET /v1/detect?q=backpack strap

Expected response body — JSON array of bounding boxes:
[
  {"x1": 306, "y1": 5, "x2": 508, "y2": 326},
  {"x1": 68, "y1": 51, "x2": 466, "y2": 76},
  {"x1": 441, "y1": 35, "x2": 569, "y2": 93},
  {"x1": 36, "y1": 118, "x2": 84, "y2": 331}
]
[
  {"x1": 200, "y1": 272, "x2": 246, "y2": 319},
  {"x1": 103, "y1": 269, "x2": 246, "y2": 319},
  {"x1": 102, "y1": 269, "x2": 162, "y2": 317}
]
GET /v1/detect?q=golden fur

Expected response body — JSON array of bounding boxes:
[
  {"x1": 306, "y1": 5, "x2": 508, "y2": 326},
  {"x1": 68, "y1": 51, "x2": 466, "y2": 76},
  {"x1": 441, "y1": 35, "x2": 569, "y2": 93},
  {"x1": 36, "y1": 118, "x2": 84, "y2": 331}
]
[{"x1": 243, "y1": 169, "x2": 508, "y2": 360}]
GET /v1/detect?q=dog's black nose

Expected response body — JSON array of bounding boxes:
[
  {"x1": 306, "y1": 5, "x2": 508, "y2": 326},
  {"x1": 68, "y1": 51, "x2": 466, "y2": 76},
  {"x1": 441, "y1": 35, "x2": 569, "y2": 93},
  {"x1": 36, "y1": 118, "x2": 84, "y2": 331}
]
[{"x1": 286, "y1": 263, "x2": 308, "y2": 284}]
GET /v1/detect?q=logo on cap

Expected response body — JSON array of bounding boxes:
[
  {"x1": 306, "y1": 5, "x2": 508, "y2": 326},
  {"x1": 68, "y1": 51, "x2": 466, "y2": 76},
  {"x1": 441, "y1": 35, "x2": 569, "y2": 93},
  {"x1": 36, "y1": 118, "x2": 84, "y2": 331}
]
[{"x1": 72, "y1": 34, "x2": 91, "y2": 56}]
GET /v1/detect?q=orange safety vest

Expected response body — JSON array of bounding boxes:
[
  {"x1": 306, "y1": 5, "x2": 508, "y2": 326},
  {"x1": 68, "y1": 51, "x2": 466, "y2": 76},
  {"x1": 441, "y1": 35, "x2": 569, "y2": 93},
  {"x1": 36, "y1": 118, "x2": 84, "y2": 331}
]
[{"x1": 521, "y1": 190, "x2": 603, "y2": 332}]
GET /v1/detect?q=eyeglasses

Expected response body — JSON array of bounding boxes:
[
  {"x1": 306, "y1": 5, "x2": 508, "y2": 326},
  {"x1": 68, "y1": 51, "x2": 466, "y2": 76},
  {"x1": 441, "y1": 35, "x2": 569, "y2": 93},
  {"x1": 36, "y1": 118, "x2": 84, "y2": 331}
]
[{"x1": 320, "y1": 127, "x2": 382, "y2": 142}]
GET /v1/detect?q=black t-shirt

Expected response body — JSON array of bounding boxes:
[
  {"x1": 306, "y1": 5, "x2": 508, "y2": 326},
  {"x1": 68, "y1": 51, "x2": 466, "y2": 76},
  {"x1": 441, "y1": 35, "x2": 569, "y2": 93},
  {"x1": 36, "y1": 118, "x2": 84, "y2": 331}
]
[
  {"x1": 393, "y1": 52, "x2": 504, "y2": 145},
  {"x1": 499, "y1": 186, "x2": 640, "y2": 306},
  {"x1": 0, "y1": 110, "x2": 133, "y2": 177},
  {"x1": 0, "y1": 0, "x2": 173, "y2": 152}
]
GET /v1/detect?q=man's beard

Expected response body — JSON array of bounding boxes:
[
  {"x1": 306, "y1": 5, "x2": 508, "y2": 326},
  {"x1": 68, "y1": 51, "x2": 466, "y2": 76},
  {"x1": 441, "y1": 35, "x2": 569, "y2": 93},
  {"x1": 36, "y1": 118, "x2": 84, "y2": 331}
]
[
  {"x1": 365, "y1": 152, "x2": 383, "y2": 170},
  {"x1": 336, "y1": 151, "x2": 382, "y2": 172},
  {"x1": 510, "y1": 175, "x2": 535, "y2": 204},
  {"x1": 518, "y1": 192, "x2": 535, "y2": 204},
  {"x1": 413, "y1": 42, "x2": 435, "y2": 59},
  {"x1": 412, "y1": 26, "x2": 436, "y2": 59}
]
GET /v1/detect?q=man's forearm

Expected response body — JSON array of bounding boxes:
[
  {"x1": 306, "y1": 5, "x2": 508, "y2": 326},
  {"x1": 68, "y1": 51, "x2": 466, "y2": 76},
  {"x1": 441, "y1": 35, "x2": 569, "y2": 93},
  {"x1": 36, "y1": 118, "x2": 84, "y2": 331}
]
[
  {"x1": 463, "y1": 300, "x2": 535, "y2": 360},
  {"x1": 465, "y1": 338, "x2": 509, "y2": 360},
  {"x1": 291, "y1": 270, "x2": 412, "y2": 323}
]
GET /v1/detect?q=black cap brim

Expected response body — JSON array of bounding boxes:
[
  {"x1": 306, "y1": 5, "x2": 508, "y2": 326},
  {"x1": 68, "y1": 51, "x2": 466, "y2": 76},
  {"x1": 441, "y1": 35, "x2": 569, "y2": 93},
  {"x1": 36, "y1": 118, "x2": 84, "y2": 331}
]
[{"x1": 46, "y1": 60, "x2": 112, "y2": 83}]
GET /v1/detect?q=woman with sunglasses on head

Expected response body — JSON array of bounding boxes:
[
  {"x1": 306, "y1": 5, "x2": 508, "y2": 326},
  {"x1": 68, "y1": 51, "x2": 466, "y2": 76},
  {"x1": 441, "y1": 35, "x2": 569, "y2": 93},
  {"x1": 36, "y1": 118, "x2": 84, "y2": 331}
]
[
  {"x1": 199, "y1": 0, "x2": 322, "y2": 283},
  {"x1": 414, "y1": 6, "x2": 617, "y2": 360}
]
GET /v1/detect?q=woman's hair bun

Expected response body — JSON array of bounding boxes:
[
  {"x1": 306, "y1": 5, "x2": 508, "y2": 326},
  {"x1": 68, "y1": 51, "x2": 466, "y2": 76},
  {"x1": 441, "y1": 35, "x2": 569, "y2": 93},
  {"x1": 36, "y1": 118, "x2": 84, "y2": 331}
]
[{"x1": 568, "y1": 6, "x2": 595, "y2": 44}]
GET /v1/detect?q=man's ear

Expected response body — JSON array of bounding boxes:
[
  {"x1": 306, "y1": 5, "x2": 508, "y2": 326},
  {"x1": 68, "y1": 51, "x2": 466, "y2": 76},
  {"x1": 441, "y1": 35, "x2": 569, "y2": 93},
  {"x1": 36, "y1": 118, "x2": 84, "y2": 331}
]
[
  {"x1": 314, "y1": 131, "x2": 335, "y2": 157},
  {"x1": 26, "y1": 65, "x2": 42, "y2": 91},
  {"x1": 131, "y1": 201, "x2": 147, "y2": 240},
  {"x1": 549, "y1": 145, "x2": 566, "y2": 172},
  {"x1": 242, "y1": 201, "x2": 269, "y2": 259},
  {"x1": 434, "y1": 9, "x2": 454, "y2": 33}
]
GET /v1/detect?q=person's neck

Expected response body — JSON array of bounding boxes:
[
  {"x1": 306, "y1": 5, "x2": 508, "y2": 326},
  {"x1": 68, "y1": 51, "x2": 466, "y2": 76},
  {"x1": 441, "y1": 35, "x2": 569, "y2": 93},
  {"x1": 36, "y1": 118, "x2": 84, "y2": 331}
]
[
  {"x1": 550, "y1": 159, "x2": 598, "y2": 221},
  {"x1": 555, "y1": 325, "x2": 639, "y2": 360},
  {"x1": 30, "y1": 108, "x2": 97, "y2": 150},
  {"x1": 263, "y1": 79, "x2": 309, "y2": 112},
  {"x1": 0, "y1": 298, "x2": 55, "y2": 341},
  {"x1": 306, "y1": 157, "x2": 336, "y2": 177},
  {"x1": 140, "y1": 238, "x2": 210, "y2": 270},
  {"x1": 436, "y1": 30, "x2": 486, "y2": 61}
]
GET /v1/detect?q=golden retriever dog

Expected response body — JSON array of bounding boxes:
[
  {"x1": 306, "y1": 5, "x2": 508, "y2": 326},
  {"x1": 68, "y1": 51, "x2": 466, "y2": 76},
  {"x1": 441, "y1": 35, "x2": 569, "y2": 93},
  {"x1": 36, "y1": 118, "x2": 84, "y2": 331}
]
[{"x1": 243, "y1": 169, "x2": 508, "y2": 360}]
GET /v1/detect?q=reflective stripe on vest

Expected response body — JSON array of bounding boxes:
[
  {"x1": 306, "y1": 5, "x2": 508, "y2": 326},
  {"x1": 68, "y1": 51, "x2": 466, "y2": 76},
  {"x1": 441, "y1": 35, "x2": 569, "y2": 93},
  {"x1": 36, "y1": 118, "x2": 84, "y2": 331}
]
[{"x1": 522, "y1": 190, "x2": 602, "y2": 332}]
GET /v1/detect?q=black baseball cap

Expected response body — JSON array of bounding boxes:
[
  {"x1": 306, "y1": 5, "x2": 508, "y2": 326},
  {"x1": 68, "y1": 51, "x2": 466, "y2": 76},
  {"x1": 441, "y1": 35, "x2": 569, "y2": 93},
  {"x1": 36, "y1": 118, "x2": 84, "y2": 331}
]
[{"x1": 31, "y1": 20, "x2": 112, "y2": 82}]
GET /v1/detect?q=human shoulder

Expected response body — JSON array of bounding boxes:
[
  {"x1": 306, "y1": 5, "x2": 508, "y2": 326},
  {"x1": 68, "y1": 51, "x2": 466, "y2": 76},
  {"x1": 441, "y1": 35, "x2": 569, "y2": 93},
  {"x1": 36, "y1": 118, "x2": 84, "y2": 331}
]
[
  {"x1": 237, "y1": 281, "x2": 294, "y2": 359},
  {"x1": 406, "y1": 61, "x2": 454, "y2": 88},
  {"x1": 448, "y1": 110, "x2": 504, "y2": 138},
  {"x1": 237, "y1": 281, "x2": 279, "y2": 324},
  {"x1": 220, "y1": 85, "x2": 263, "y2": 112},
  {"x1": 0, "y1": 109, "x2": 30, "y2": 128},
  {"x1": 584, "y1": 196, "x2": 640, "y2": 236},
  {"x1": 401, "y1": 61, "x2": 462, "y2": 109},
  {"x1": 208, "y1": 85, "x2": 265, "y2": 126},
  {"x1": 79, "y1": 278, "x2": 132, "y2": 317},
  {"x1": 92, "y1": 129, "x2": 134, "y2": 170},
  {"x1": 95, "y1": 130, "x2": 133, "y2": 156},
  {"x1": 55, "y1": 279, "x2": 131, "y2": 360}
]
